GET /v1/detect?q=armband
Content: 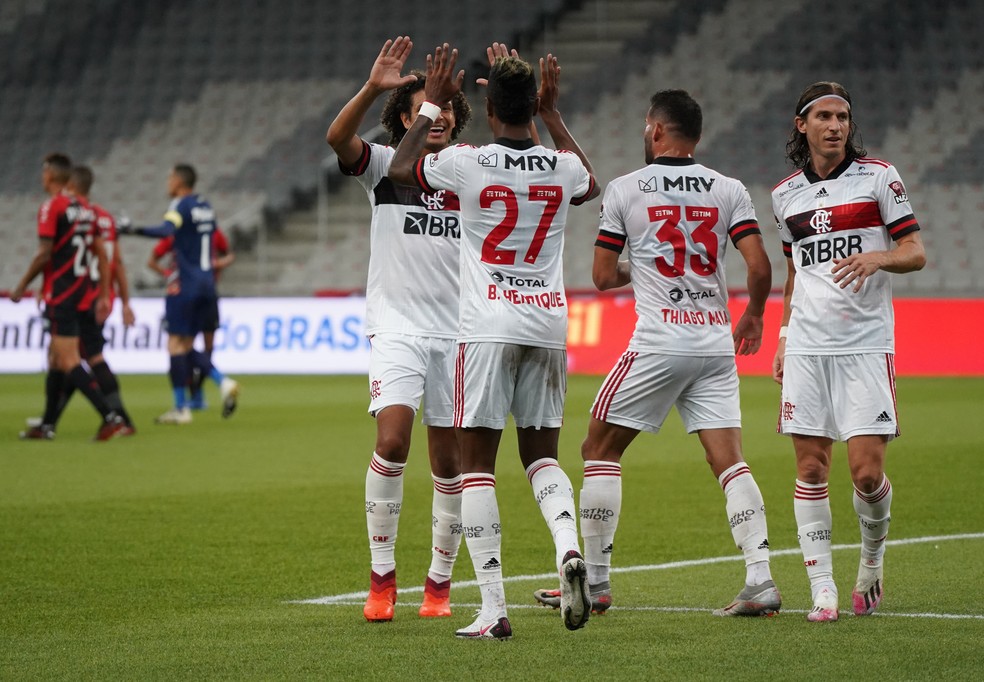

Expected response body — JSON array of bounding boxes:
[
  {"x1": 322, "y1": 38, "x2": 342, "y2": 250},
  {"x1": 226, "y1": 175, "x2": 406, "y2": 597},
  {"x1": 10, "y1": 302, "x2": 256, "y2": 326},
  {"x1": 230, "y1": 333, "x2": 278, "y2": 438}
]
[{"x1": 417, "y1": 101, "x2": 442, "y2": 122}]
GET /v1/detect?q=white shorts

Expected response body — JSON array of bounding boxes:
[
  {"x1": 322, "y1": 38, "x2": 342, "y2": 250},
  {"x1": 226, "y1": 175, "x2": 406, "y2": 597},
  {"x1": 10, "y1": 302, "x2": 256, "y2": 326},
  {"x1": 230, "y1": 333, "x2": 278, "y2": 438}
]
[
  {"x1": 367, "y1": 333, "x2": 455, "y2": 427},
  {"x1": 778, "y1": 353, "x2": 899, "y2": 441},
  {"x1": 453, "y1": 342, "x2": 566, "y2": 430},
  {"x1": 591, "y1": 351, "x2": 741, "y2": 434}
]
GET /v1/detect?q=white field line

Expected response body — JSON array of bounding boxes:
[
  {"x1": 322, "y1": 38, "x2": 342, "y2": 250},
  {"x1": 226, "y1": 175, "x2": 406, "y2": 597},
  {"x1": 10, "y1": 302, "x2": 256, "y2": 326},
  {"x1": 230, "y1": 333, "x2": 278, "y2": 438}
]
[{"x1": 291, "y1": 532, "x2": 984, "y2": 620}]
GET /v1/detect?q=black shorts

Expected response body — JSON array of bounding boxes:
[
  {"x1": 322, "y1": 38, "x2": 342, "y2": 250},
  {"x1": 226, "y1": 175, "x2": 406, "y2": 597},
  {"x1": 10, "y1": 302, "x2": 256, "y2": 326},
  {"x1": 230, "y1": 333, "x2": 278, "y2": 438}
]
[
  {"x1": 44, "y1": 304, "x2": 81, "y2": 338},
  {"x1": 78, "y1": 308, "x2": 107, "y2": 359}
]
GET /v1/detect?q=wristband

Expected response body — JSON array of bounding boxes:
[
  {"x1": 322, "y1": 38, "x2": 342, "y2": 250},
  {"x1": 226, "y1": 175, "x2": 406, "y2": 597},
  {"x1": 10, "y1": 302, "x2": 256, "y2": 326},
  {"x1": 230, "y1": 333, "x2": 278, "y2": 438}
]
[
  {"x1": 417, "y1": 101, "x2": 442, "y2": 122},
  {"x1": 778, "y1": 325, "x2": 789, "y2": 339}
]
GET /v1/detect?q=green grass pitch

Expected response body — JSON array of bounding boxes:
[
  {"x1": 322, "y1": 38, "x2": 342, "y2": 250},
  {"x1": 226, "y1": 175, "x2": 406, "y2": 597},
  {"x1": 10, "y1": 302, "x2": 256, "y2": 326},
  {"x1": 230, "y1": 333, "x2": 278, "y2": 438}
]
[{"x1": 2, "y1": 373, "x2": 982, "y2": 679}]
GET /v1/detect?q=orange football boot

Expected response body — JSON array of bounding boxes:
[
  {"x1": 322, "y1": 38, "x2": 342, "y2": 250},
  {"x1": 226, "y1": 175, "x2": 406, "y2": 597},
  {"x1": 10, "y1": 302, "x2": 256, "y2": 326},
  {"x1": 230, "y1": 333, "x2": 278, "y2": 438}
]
[
  {"x1": 418, "y1": 576, "x2": 452, "y2": 617},
  {"x1": 363, "y1": 570, "x2": 397, "y2": 622}
]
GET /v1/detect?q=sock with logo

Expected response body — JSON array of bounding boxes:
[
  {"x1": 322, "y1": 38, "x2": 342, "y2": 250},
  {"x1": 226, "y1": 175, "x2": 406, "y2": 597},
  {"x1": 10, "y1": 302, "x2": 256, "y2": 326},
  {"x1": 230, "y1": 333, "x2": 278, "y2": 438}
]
[
  {"x1": 365, "y1": 452, "x2": 405, "y2": 576},
  {"x1": 579, "y1": 460, "x2": 621, "y2": 586},
  {"x1": 427, "y1": 473, "x2": 462, "y2": 583},
  {"x1": 461, "y1": 473, "x2": 507, "y2": 620},
  {"x1": 526, "y1": 458, "x2": 580, "y2": 572},
  {"x1": 67, "y1": 364, "x2": 113, "y2": 418},
  {"x1": 794, "y1": 479, "x2": 835, "y2": 600},
  {"x1": 854, "y1": 475, "x2": 892, "y2": 569},
  {"x1": 719, "y1": 462, "x2": 772, "y2": 585}
]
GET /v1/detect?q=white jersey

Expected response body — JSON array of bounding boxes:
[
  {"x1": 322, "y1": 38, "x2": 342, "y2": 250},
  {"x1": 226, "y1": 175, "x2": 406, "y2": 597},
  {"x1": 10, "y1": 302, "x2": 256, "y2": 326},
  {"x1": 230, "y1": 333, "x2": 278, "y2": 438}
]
[
  {"x1": 414, "y1": 139, "x2": 594, "y2": 349},
  {"x1": 771, "y1": 156, "x2": 920, "y2": 354},
  {"x1": 597, "y1": 157, "x2": 761, "y2": 356},
  {"x1": 341, "y1": 141, "x2": 460, "y2": 338}
]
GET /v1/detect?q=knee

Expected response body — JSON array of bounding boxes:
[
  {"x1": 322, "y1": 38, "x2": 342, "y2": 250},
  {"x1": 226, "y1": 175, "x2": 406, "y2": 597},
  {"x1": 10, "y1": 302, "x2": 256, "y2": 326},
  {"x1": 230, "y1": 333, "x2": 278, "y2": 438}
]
[
  {"x1": 850, "y1": 465, "x2": 883, "y2": 494},
  {"x1": 796, "y1": 455, "x2": 829, "y2": 484},
  {"x1": 375, "y1": 433, "x2": 411, "y2": 462}
]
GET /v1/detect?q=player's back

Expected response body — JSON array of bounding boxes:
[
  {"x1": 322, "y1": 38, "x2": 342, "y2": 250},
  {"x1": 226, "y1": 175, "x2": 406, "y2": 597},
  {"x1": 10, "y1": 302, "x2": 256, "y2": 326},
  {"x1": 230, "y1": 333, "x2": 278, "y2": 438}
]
[
  {"x1": 165, "y1": 194, "x2": 216, "y2": 292},
  {"x1": 39, "y1": 191, "x2": 97, "y2": 307},
  {"x1": 600, "y1": 158, "x2": 758, "y2": 355},
  {"x1": 421, "y1": 140, "x2": 593, "y2": 348}
]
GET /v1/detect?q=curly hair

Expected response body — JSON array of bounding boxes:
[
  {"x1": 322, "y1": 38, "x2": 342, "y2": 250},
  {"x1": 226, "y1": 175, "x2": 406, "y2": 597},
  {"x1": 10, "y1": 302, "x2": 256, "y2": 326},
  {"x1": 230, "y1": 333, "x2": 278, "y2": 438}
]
[
  {"x1": 487, "y1": 57, "x2": 537, "y2": 125},
  {"x1": 785, "y1": 81, "x2": 866, "y2": 170},
  {"x1": 380, "y1": 71, "x2": 472, "y2": 146}
]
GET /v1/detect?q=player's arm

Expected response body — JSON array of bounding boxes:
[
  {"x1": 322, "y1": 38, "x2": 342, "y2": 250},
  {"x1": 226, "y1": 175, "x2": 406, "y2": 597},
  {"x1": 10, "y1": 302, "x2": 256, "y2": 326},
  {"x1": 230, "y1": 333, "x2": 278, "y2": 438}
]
[
  {"x1": 91, "y1": 233, "x2": 112, "y2": 324},
  {"x1": 832, "y1": 230, "x2": 926, "y2": 293},
  {"x1": 10, "y1": 238, "x2": 53, "y2": 302},
  {"x1": 212, "y1": 229, "x2": 235, "y2": 272},
  {"x1": 213, "y1": 250, "x2": 235, "y2": 272},
  {"x1": 732, "y1": 233, "x2": 771, "y2": 356},
  {"x1": 112, "y1": 239, "x2": 135, "y2": 326},
  {"x1": 537, "y1": 54, "x2": 600, "y2": 200},
  {"x1": 326, "y1": 36, "x2": 418, "y2": 168},
  {"x1": 592, "y1": 247, "x2": 631, "y2": 291},
  {"x1": 389, "y1": 44, "x2": 463, "y2": 186},
  {"x1": 773, "y1": 257, "x2": 796, "y2": 384}
]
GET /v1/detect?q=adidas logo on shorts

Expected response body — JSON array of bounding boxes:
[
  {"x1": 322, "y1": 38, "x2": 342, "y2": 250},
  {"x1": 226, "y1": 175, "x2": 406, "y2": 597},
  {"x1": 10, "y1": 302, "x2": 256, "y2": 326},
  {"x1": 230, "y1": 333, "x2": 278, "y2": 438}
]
[{"x1": 875, "y1": 411, "x2": 892, "y2": 423}]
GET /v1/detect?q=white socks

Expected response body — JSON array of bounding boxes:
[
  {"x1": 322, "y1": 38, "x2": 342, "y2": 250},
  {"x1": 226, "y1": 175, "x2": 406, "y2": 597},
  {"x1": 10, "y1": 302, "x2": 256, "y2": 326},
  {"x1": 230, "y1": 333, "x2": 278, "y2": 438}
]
[
  {"x1": 579, "y1": 460, "x2": 621, "y2": 586},
  {"x1": 854, "y1": 475, "x2": 893, "y2": 569},
  {"x1": 461, "y1": 473, "x2": 506, "y2": 619},
  {"x1": 718, "y1": 462, "x2": 772, "y2": 585},
  {"x1": 365, "y1": 452, "x2": 405, "y2": 575},
  {"x1": 526, "y1": 458, "x2": 580, "y2": 572},
  {"x1": 794, "y1": 479, "x2": 835, "y2": 599},
  {"x1": 428, "y1": 474, "x2": 463, "y2": 581}
]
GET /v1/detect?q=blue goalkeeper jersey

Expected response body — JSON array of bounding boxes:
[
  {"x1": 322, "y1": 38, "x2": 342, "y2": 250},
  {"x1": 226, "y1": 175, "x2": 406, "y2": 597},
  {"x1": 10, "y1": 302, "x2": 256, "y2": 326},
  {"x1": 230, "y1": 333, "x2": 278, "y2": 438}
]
[{"x1": 162, "y1": 194, "x2": 217, "y2": 293}]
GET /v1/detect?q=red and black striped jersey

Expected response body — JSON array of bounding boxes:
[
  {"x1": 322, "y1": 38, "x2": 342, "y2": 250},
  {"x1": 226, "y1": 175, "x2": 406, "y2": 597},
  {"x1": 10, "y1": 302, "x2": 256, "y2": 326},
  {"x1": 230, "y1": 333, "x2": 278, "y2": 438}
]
[{"x1": 37, "y1": 191, "x2": 96, "y2": 308}]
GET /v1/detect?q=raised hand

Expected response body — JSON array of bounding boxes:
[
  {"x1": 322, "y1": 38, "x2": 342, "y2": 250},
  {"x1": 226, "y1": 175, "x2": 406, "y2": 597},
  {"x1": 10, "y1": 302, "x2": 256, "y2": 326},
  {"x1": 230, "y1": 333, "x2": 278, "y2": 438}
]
[
  {"x1": 423, "y1": 43, "x2": 464, "y2": 106},
  {"x1": 367, "y1": 36, "x2": 418, "y2": 93},
  {"x1": 476, "y1": 42, "x2": 519, "y2": 87},
  {"x1": 538, "y1": 54, "x2": 561, "y2": 115}
]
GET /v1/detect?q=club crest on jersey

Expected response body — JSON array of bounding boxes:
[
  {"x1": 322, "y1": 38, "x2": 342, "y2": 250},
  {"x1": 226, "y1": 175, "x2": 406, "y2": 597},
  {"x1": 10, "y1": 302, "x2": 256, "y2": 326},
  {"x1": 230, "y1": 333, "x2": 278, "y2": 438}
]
[
  {"x1": 888, "y1": 180, "x2": 908, "y2": 204},
  {"x1": 809, "y1": 209, "x2": 833, "y2": 233},
  {"x1": 421, "y1": 189, "x2": 456, "y2": 211},
  {"x1": 478, "y1": 152, "x2": 498, "y2": 167}
]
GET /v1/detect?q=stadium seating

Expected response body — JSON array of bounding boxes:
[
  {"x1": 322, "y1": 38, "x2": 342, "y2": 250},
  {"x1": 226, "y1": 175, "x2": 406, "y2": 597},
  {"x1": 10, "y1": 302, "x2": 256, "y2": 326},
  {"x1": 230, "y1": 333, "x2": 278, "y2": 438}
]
[{"x1": 0, "y1": 0, "x2": 981, "y2": 296}]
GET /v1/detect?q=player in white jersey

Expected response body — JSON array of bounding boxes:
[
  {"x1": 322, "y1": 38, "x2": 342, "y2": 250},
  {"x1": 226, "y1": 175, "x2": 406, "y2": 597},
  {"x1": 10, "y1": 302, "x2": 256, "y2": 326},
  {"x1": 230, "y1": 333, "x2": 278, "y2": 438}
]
[
  {"x1": 771, "y1": 81, "x2": 925, "y2": 622},
  {"x1": 326, "y1": 37, "x2": 473, "y2": 623},
  {"x1": 532, "y1": 89, "x2": 780, "y2": 618},
  {"x1": 389, "y1": 45, "x2": 600, "y2": 640}
]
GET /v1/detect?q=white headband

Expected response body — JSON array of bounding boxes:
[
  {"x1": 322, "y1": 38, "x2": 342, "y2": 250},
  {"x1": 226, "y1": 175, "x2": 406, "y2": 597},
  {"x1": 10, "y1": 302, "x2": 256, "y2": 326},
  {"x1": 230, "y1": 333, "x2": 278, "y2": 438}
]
[{"x1": 798, "y1": 94, "x2": 850, "y2": 115}]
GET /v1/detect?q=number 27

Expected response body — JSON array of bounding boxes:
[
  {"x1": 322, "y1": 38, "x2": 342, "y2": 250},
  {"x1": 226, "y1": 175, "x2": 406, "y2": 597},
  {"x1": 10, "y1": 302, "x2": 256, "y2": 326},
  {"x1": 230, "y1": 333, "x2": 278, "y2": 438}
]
[{"x1": 480, "y1": 185, "x2": 562, "y2": 265}]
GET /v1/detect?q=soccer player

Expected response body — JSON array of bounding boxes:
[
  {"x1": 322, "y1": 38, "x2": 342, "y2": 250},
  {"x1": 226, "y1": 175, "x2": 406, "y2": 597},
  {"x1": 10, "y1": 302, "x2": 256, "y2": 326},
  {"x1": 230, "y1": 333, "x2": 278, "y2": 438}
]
[
  {"x1": 148, "y1": 227, "x2": 235, "y2": 410},
  {"x1": 119, "y1": 164, "x2": 240, "y2": 424},
  {"x1": 389, "y1": 45, "x2": 600, "y2": 639},
  {"x1": 325, "y1": 36, "x2": 472, "y2": 622},
  {"x1": 533, "y1": 90, "x2": 780, "y2": 618},
  {"x1": 28, "y1": 165, "x2": 138, "y2": 433},
  {"x1": 11, "y1": 153, "x2": 126, "y2": 441},
  {"x1": 771, "y1": 82, "x2": 926, "y2": 622}
]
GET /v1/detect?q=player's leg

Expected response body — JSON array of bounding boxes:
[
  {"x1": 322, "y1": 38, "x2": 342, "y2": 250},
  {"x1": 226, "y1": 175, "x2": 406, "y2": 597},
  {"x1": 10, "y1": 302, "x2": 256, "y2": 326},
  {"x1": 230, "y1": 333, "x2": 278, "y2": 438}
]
[
  {"x1": 416, "y1": 337, "x2": 462, "y2": 617},
  {"x1": 678, "y1": 356, "x2": 778, "y2": 616},
  {"x1": 697, "y1": 428, "x2": 779, "y2": 617},
  {"x1": 21, "y1": 336, "x2": 65, "y2": 439},
  {"x1": 361, "y1": 333, "x2": 429, "y2": 622},
  {"x1": 157, "y1": 331, "x2": 194, "y2": 424},
  {"x1": 81, "y1": 310, "x2": 135, "y2": 432},
  {"x1": 514, "y1": 346, "x2": 588, "y2": 631},
  {"x1": 454, "y1": 425, "x2": 511, "y2": 639},
  {"x1": 198, "y1": 294, "x2": 237, "y2": 418},
  {"x1": 835, "y1": 353, "x2": 898, "y2": 616},
  {"x1": 847, "y1": 434, "x2": 891, "y2": 616},
  {"x1": 417, "y1": 425, "x2": 460, "y2": 617},
  {"x1": 779, "y1": 354, "x2": 839, "y2": 621},
  {"x1": 453, "y1": 342, "x2": 511, "y2": 639},
  {"x1": 363, "y1": 404, "x2": 415, "y2": 622},
  {"x1": 793, "y1": 434, "x2": 838, "y2": 621}
]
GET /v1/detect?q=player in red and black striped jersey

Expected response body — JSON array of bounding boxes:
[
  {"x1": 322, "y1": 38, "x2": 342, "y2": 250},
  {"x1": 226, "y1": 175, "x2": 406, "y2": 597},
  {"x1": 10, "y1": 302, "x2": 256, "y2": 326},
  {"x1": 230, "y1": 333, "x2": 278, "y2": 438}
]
[{"x1": 10, "y1": 154, "x2": 126, "y2": 441}]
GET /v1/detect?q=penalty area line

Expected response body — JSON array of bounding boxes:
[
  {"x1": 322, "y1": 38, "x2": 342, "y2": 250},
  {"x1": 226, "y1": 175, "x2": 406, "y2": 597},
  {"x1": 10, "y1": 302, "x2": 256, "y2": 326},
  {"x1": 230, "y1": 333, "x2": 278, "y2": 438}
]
[{"x1": 290, "y1": 531, "x2": 984, "y2": 612}]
